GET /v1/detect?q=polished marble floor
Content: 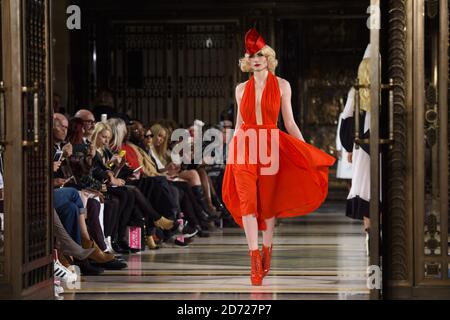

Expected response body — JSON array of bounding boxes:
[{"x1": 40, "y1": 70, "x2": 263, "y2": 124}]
[{"x1": 63, "y1": 201, "x2": 370, "y2": 300}]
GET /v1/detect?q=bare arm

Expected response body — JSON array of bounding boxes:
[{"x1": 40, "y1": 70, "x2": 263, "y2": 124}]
[
  {"x1": 233, "y1": 83, "x2": 245, "y2": 137},
  {"x1": 280, "y1": 79, "x2": 305, "y2": 142}
]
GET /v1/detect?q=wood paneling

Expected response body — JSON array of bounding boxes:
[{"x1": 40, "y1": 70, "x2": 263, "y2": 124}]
[
  {"x1": 108, "y1": 22, "x2": 238, "y2": 127},
  {"x1": 0, "y1": 0, "x2": 52, "y2": 299}
]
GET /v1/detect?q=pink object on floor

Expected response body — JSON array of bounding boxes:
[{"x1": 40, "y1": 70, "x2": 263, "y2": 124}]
[{"x1": 127, "y1": 226, "x2": 142, "y2": 249}]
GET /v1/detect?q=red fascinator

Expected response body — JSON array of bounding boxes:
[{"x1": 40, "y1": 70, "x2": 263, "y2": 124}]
[{"x1": 244, "y1": 28, "x2": 266, "y2": 55}]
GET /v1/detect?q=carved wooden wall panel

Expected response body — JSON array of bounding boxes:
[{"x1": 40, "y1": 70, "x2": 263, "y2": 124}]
[
  {"x1": 108, "y1": 22, "x2": 238, "y2": 127},
  {"x1": 384, "y1": 0, "x2": 409, "y2": 283},
  {"x1": 21, "y1": 0, "x2": 52, "y2": 290}
]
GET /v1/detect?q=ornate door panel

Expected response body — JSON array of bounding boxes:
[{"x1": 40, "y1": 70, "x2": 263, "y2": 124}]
[
  {"x1": 176, "y1": 24, "x2": 238, "y2": 128},
  {"x1": 109, "y1": 22, "x2": 238, "y2": 127},
  {"x1": 412, "y1": 0, "x2": 449, "y2": 290},
  {"x1": 109, "y1": 24, "x2": 174, "y2": 125},
  {"x1": 383, "y1": 0, "x2": 450, "y2": 298},
  {"x1": 21, "y1": 0, "x2": 53, "y2": 294},
  {"x1": 0, "y1": 0, "x2": 4, "y2": 282},
  {"x1": 382, "y1": 0, "x2": 413, "y2": 296},
  {"x1": 0, "y1": 0, "x2": 52, "y2": 299}
]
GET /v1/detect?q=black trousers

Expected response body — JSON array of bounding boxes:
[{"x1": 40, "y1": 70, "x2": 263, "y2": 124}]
[
  {"x1": 126, "y1": 185, "x2": 161, "y2": 226},
  {"x1": 171, "y1": 181, "x2": 202, "y2": 227},
  {"x1": 103, "y1": 197, "x2": 120, "y2": 238},
  {"x1": 85, "y1": 198, "x2": 106, "y2": 251},
  {"x1": 107, "y1": 186, "x2": 136, "y2": 242},
  {"x1": 128, "y1": 176, "x2": 178, "y2": 219}
]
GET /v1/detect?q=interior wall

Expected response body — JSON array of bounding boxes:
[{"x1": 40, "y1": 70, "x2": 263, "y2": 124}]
[{"x1": 51, "y1": 0, "x2": 71, "y2": 114}]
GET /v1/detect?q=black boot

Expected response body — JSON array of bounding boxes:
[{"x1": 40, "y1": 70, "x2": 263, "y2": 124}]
[
  {"x1": 191, "y1": 186, "x2": 221, "y2": 219},
  {"x1": 74, "y1": 258, "x2": 104, "y2": 276},
  {"x1": 211, "y1": 192, "x2": 228, "y2": 215},
  {"x1": 112, "y1": 240, "x2": 130, "y2": 254},
  {"x1": 199, "y1": 209, "x2": 218, "y2": 222},
  {"x1": 195, "y1": 224, "x2": 210, "y2": 238}
]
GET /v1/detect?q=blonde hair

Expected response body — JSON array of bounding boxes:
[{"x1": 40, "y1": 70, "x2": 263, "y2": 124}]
[
  {"x1": 150, "y1": 123, "x2": 169, "y2": 165},
  {"x1": 107, "y1": 118, "x2": 127, "y2": 151},
  {"x1": 91, "y1": 122, "x2": 112, "y2": 149},
  {"x1": 239, "y1": 45, "x2": 278, "y2": 73},
  {"x1": 358, "y1": 58, "x2": 371, "y2": 112}
]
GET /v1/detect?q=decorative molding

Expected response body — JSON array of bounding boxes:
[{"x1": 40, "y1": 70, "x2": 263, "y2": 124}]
[{"x1": 386, "y1": 0, "x2": 408, "y2": 280}]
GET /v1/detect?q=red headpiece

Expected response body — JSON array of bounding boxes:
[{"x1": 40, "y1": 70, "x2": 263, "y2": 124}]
[{"x1": 244, "y1": 28, "x2": 266, "y2": 55}]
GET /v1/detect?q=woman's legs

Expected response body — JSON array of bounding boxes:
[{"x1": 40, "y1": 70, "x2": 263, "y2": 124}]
[
  {"x1": 262, "y1": 217, "x2": 276, "y2": 248},
  {"x1": 178, "y1": 169, "x2": 201, "y2": 186},
  {"x1": 197, "y1": 167, "x2": 214, "y2": 210},
  {"x1": 85, "y1": 198, "x2": 107, "y2": 251},
  {"x1": 54, "y1": 210, "x2": 95, "y2": 260},
  {"x1": 127, "y1": 185, "x2": 174, "y2": 231},
  {"x1": 243, "y1": 214, "x2": 264, "y2": 286},
  {"x1": 242, "y1": 214, "x2": 259, "y2": 251},
  {"x1": 128, "y1": 185, "x2": 161, "y2": 221},
  {"x1": 363, "y1": 217, "x2": 371, "y2": 231},
  {"x1": 233, "y1": 165, "x2": 263, "y2": 284},
  {"x1": 107, "y1": 186, "x2": 134, "y2": 243},
  {"x1": 79, "y1": 214, "x2": 91, "y2": 242},
  {"x1": 173, "y1": 180, "x2": 214, "y2": 228},
  {"x1": 103, "y1": 198, "x2": 120, "y2": 239},
  {"x1": 261, "y1": 217, "x2": 275, "y2": 277},
  {"x1": 242, "y1": 216, "x2": 276, "y2": 250},
  {"x1": 129, "y1": 177, "x2": 178, "y2": 219}
]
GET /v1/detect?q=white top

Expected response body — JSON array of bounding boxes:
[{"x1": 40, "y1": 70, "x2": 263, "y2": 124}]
[
  {"x1": 341, "y1": 87, "x2": 371, "y2": 201},
  {"x1": 149, "y1": 147, "x2": 166, "y2": 171},
  {"x1": 342, "y1": 88, "x2": 356, "y2": 119}
]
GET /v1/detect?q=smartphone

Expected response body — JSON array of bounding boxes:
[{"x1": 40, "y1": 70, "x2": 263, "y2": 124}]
[
  {"x1": 54, "y1": 150, "x2": 63, "y2": 162},
  {"x1": 133, "y1": 165, "x2": 143, "y2": 173},
  {"x1": 59, "y1": 176, "x2": 74, "y2": 188}
]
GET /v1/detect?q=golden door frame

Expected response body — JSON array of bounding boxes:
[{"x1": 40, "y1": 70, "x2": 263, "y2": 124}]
[
  {"x1": 347, "y1": 0, "x2": 450, "y2": 299},
  {"x1": 0, "y1": 0, "x2": 53, "y2": 299},
  {"x1": 383, "y1": 0, "x2": 449, "y2": 299}
]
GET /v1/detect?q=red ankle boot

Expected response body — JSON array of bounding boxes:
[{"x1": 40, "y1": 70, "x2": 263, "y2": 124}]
[
  {"x1": 249, "y1": 249, "x2": 263, "y2": 286},
  {"x1": 261, "y1": 245, "x2": 272, "y2": 278}
]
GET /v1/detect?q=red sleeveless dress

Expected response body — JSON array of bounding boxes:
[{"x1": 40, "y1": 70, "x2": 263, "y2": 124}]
[{"x1": 221, "y1": 72, "x2": 336, "y2": 230}]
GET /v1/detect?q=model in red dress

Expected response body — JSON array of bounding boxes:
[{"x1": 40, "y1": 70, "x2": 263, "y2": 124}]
[{"x1": 222, "y1": 29, "x2": 336, "y2": 286}]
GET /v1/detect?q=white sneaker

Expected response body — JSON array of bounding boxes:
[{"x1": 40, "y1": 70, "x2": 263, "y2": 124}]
[
  {"x1": 104, "y1": 236, "x2": 116, "y2": 254},
  {"x1": 177, "y1": 219, "x2": 185, "y2": 233},
  {"x1": 54, "y1": 279, "x2": 64, "y2": 299},
  {"x1": 54, "y1": 259, "x2": 78, "y2": 284},
  {"x1": 180, "y1": 221, "x2": 198, "y2": 239},
  {"x1": 54, "y1": 283, "x2": 64, "y2": 295}
]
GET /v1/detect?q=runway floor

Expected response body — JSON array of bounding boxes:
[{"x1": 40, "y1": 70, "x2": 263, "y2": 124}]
[{"x1": 63, "y1": 201, "x2": 370, "y2": 300}]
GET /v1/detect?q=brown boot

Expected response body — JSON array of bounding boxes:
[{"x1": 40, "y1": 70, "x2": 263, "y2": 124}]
[
  {"x1": 146, "y1": 235, "x2": 160, "y2": 250},
  {"x1": 154, "y1": 216, "x2": 174, "y2": 230},
  {"x1": 54, "y1": 210, "x2": 95, "y2": 260},
  {"x1": 82, "y1": 238, "x2": 114, "y2": 263},
  {"x1": 59, "y1": 254, "x2": 73, "y2": 268}
]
